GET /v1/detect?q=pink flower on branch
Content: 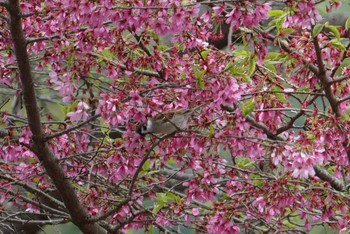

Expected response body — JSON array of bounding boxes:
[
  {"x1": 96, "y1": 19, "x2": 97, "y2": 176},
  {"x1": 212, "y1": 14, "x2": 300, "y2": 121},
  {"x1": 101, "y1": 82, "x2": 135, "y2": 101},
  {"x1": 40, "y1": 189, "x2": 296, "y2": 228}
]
[
  {"x1": 283, "y1": 1, "x2": 322, "y2": 29},
  {"x1": 67, "y1": 101, "x2": 90, "y2": 121},
  {"x1": 2, "y1": 0, "x2": 350, "y2": 233},
  {"x1": 207, "y1": 211, "x2": 240, "y2": 234},
  {"x1": 225, "y1": 3, "x2": 271, "y2": 29}
]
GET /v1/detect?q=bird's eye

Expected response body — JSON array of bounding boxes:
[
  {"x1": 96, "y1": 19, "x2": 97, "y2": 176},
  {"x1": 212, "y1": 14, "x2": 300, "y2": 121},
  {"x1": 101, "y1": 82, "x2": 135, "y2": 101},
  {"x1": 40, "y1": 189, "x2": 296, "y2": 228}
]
[
  {"x1": 136, "y1": 125, "x2": 143, "y2": 135},
  {"x1": 136, "y1": 125, "x2": 148, "y2": 136}
]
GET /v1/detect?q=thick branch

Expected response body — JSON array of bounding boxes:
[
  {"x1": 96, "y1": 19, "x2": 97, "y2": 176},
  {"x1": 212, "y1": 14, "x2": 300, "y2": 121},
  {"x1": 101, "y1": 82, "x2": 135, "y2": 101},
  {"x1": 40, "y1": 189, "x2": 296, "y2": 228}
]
[
  {"x1": 338, "y1": 95, "x2": 350, "y2": 104},
  {"x1": 312, "y1": 33, "x2": 350, "y2": 165},
  {"x1": 7, "y1": 1, "x2": 106, "y2": 233},
  {"x1": 26, "y1": 35, "x2": 60, "y2": 44},
  {"x1": 275, "y1": 110, "x2": 304, "y2": 135},
  {"x1": 313, "y1": 165, "x2": 344, "y2": 191},
  {"x1": 312, "y1": 34, "x2": 339, "y2": 115},
  {"x1": 328, "y1": 75, "x2": 350, "y2": 85}
]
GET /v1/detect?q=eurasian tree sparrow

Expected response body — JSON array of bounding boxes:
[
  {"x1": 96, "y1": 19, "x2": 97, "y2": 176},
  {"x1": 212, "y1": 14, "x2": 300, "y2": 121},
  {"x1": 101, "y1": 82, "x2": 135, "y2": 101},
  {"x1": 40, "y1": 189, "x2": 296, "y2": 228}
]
[{"x1": 136, "y1": 105, "x2": 204, "y2": 136}]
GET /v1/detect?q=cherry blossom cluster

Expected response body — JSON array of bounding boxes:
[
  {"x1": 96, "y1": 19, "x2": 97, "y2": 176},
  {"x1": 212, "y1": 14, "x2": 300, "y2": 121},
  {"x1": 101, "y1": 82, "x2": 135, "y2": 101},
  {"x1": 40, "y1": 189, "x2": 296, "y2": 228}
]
[{"x1": 1, "y1": 0, "x2": 350, "y2": 233}]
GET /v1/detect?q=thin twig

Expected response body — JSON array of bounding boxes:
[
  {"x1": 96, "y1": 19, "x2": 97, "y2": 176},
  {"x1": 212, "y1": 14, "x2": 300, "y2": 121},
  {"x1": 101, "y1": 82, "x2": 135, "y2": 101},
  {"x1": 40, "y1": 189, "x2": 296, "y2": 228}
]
[
  {"x1": 44, "y1": 114, "x2": 101, "y2": 140},
  {"x1": 128, "y1": 134, "x2": 173, "y2": 196}
]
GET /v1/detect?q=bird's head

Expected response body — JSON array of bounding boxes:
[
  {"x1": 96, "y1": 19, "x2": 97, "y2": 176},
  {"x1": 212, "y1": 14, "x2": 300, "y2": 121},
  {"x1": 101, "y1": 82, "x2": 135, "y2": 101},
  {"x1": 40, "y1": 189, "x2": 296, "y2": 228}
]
[{"x1": 136, "y1": 124, "x2": 148, "y2": 136}]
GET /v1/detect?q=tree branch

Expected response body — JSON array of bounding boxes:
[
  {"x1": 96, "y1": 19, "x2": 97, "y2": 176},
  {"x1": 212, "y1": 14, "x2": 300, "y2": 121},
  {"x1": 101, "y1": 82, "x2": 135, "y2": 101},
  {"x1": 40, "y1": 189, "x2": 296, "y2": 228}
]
[
  {"x1": 275, "y1": 95, "x2": 319, "y2": 135},
  {"x1": 313, "y1": 165, "x2": 345, "y2": 191},
  {"x1": 221, "y1": 104, "x2": 345, "y2": 191},
  {"x1": 0, "y1": 173, "x2": 66, "y2": 212},
  {"x1": 337, "y1": 95, "x2": 350, "y2": 104},
  {"x1": 328, "y1": 75, "x2": 350, "y2": 85},
  {"x1": 330, "y1": 43, "x2": 350, "y2": 78},
  {"x1": 90, "y1": 52, "x2": 160, "y2": 77},
  {"x1": 26, "y1": 35, "x2": 60, "y2": 44},
  {"x1": 312, "y1": 33, "x2": 339, "y2": 115},
  {"x1": 93, "y1": 198, "x2": 131, "y2": 222},
  {"x1": 128, "y1": 134, "x2": 173, "y2": 196},
  {"x1": 1, "y1": 217, "x2": 65, "y2": 225},
  {"x1": 7, "y1": 1, "x2": 106, "y2": 233},
  {"x1": 44, "y1": 114, "x2": 101, "y2": 140}
]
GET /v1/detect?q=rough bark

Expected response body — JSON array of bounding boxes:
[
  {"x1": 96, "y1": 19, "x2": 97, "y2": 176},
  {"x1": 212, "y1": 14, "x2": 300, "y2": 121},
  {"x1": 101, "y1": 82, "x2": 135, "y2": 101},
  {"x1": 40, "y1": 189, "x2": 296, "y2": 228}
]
[{"x1": 6, "y1": 1, "x2": 106, "y2": 233}]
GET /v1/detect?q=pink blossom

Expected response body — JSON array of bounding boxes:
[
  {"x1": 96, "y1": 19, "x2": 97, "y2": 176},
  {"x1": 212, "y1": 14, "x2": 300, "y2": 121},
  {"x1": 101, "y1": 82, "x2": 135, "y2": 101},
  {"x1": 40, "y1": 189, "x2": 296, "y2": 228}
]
[
  {"x1": 67, "y1": 101, "x2": 90, "y2": 121},
  {"x1": 252, "y1": 197, "x2": 266, "y2": 213},
  {"x1": 282, "y1": 1, "x2": 322, "y2": 29},
  {"x1": 19, "y1": 127, "x2": 32, "y2": 145},
  {"x1": 207, "y1": 212, "x2": 240, "y2": 234},
  {"x1": 213, "y1": 3, "x2": 225, "y2": 15},
  {"x1": 192, "y1": 208, "x2": 199, "y2": 216}
]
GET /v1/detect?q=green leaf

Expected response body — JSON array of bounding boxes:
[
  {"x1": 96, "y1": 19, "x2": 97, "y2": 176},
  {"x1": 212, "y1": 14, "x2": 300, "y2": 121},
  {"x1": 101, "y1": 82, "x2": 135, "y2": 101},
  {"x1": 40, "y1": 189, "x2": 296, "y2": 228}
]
[
  {"x1": 158, "y1": 45, "x2": 170, "y2": 51},
  {"x1": 241, "y1": 33, "x2": 248, "y2": 50},
  {"x1": 27, "y1": 192, "x2": 34, "y2": 199},
  {"x1": 280, "y1": 28, "x2": 295, "y2": 33},
  {"x1": 142, "y1": 160, "x2": 150, "y2": 171},
  {"x1": 266, "y1": 18, "x2": 276, "y2": 28},
  {"x1": 196, "y1": 70, "x2": 206, "y2": 88},
  {"x1": 166, "y1": 192, "x2": 181, "y2": 203},
  {"x1": 274, "y1": 93, "x2": 287, "y2": 103},
  {"x1": 341, "y1": 105, "x2": 350, "y2": 121},
  {"x1": 312, "y1": 24, "x2": 324, "y2": 37},
  {"x1": 68, "y1": 51, "x2": 75, "y2": 63},
  {"x1": 201, "y1": 50, "x2": 210, "y2": 59},
  {"x1": 236, "y1": 157, "x2": 254, "y2": 168},
  {"x1": 268, "y1": 10, "x2": 283, "y2": 17},
  {"x1": 249, "y1": 174, "x2": 263, "y2": 186},
  {"x1": 208, "y1": 124, "x2": 215, "y2": 136},
  {"x1": 234, "y1": 50, "x2": 249, "y2": 57},
  {"x1": 147, "y1": 225, "x2": 154, "y2": 234},
  {"x1": 153, "y1": 192, "x2": 175, "y2": 213},
  {"x1": 329, "y1": 39, "x2": 346, "y2": 51},
  {"x1": 325, "y1": 25, "x2": 341, "y2": 40},
  {"x1": 248, "y1": 58, "x2": 256, "y2": 76},
  {"x1": 326, "y1": 165, "x2": 336, "y2": 174},
  {"x1": 240, "y1": 99, "x2": 256, "y2": 116},
  {"x1": 100, "y1": 49, "x2": 113, "y2": 60},
  {"x1": 266, "y1": 52, "x2": 281, "y2": 59},
  {"x1": 271, "y1": 86, "x2": 287, "y2": 103},
  {"x1": 166, "y1": 157, "x2": 176, "y2": 165},
  {"x1": 240, "y1": 27, "x2": 254, "y2": 33},
  {"x1": 267, "y1": 18, "x2": 282, "y2": 31},
  {"x1": 225, "y1": 61, "x2": 234, "y2": 71},
  {"x1": 346, "y1": 17, "x2": 350, "y2": 30},
  {"x1": 65, "y1": 101, "x2": 78, "y2": 114},
  {"x1": 233, "y1": 72, "x2": 251, "y2": 82},
  {"x1": 264, "y1": 61, "x2": 277, "y2": 73}
]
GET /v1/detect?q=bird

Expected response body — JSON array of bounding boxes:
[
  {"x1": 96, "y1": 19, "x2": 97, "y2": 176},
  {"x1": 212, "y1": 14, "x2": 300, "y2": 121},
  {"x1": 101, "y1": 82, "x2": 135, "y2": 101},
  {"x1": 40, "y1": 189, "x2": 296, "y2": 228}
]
[{"x1": 136, "y1": 104, "x2": 205, "y2": 136}]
